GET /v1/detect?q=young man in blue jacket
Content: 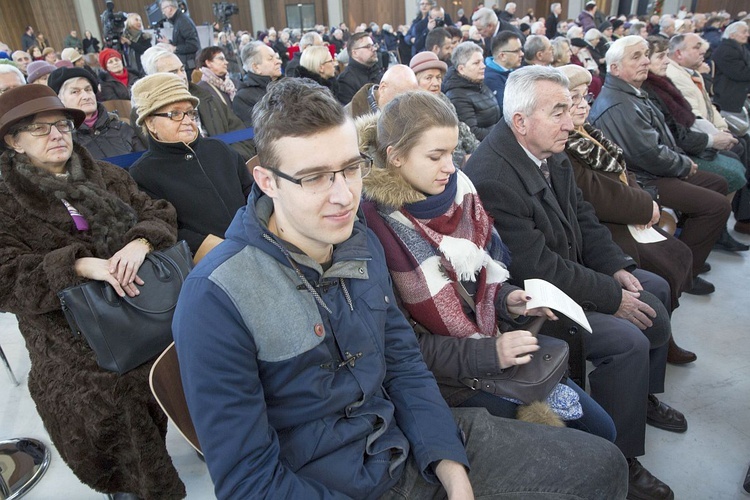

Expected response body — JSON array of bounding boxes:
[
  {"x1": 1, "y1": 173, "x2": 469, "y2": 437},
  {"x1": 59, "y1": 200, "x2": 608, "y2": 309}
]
[{"x1": 172, "y1": 78, "x2": 628, "y2": 499}]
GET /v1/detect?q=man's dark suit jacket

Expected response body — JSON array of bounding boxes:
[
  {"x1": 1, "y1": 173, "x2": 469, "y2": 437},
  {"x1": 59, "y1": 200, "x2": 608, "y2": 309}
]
[{"x1": 464, "y1": 120, "x2": 637, "y2": 383}]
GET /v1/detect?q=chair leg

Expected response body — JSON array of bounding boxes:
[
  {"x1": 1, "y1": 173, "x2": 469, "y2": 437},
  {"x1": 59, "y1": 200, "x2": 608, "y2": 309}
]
[{"x1": 0, "y1": 342, "x2": 19, "y2": 386}]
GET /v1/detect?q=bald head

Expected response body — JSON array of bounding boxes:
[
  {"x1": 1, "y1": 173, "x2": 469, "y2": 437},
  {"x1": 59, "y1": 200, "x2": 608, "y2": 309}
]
[{"x1": 377, "y1": 64, "x2": 419, "y2": 108}]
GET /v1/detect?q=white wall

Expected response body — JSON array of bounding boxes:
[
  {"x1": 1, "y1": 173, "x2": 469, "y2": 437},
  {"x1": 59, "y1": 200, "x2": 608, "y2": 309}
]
[
  {"x1": 327, "y1": 0, "x2": 344, "y2": 27},
  {"x1": 249, "y1": 0, "x2": 266, "y2": 33},
  {"x1": 73, "y1": 0, "x2": 103, "y2": 40}
]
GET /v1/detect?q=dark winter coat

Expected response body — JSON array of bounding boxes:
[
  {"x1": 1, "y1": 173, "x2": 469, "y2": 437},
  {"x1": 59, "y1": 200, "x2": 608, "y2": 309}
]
[
  {"x1": 75, "y1": 103, "x2": 145, "y2": 160},
  {"x1": 129, "y1": 134, "x2": 253, "y2": 254},
  {"x1": 21, "y1": 33, "x2": 37, "y2": 51},
  {"x1": 336, "y1": 58, "x2": 383, "y2": 105},
  {"x1": 83, "y1": 36, "x2": 100, "y2": 54},
  {"x1": 233, "y1": 71, "x2": 273, "y2": 127},
  {"x1": 169, "y1": 9, "x2": 200, "y2": 70},
  {"x1": 284, "y1": 52, "x2": 302, "y2": 77},
  {"x1": 702, "y1": 26, "x2": 722, "y2": 53},
  {"x1": 97, "y1": 69, "x2": 140, "y2": 102},
  {"x1": 0, "y1": 144, "x2": 183, "y2": 499},
  {"x1": 712, "y1": 38, "x2": 750, "y2": 113},
  {"x1": 442, "y1": 66, "x2": 500, "y2": 141},
  {"x1": 296, "y1": 65, "x2": 340, "y2": 96}
]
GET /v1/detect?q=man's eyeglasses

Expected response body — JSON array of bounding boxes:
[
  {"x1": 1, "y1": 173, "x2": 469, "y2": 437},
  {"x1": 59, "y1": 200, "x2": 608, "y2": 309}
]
[
  {"x1": 265, "y1": 153, "x2": 373, "y2": 193},
  {"x1": 17, "y1": 119, "x2": 74, "y2": 136},
  {"x1": 354, "y1": 43, "x2": 378, "y2": 51},
  {"x1": 499, "y1": 48, "x2": 523, "y2": 54},
  {"x1": 572, "y1": 93, "x2": 595, "y2": 106},
  {"x1": 152, "y1": 109, "x2": 200, "y2": 121}
]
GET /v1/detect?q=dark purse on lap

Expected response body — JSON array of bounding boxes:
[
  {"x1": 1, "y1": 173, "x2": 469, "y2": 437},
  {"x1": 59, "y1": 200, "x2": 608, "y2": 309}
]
[{"x1": 58, "y1": 240, "x2": 193, "y2": 375}]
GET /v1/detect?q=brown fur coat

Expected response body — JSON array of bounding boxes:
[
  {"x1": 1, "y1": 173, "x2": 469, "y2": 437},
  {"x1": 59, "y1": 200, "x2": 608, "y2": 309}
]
[{"x1": 0, "y1": 144, "x2": 184, "y2": 498}]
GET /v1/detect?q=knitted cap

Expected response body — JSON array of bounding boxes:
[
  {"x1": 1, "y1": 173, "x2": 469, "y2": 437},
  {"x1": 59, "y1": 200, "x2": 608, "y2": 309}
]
[
  {"x1": 61, "y1": 47, "x2": 83, "y2": 63},
  {"x1": 26, "y1": 61, "x2": 56, "y2": 84},
  {"x1": 599, "y1": 21, "x2": 612, "y2": 32},
  {"x1": 131, "y1": 73, "x2": 199, "y2": 126},
  {"x1": 409, "y1": 51, "x2": 447, "y2": 75},
  {"x1": 612, "y1": 19, "x2": 625, "y2": 31},
  {"x1": 47, "y1": 67, "x2": 100, "y2": 95},
  {"x1": 98, "y1": 48, "x2": 121, "y2": 68},
  {"x1": 558, "y1": 64, "x2": 592, "y2": 90}
]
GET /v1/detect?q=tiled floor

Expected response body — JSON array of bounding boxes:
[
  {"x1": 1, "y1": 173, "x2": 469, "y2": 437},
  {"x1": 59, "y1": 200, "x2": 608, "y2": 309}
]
[{"x1": 1, "y1": 227, "x2": 749, "y2": 499}]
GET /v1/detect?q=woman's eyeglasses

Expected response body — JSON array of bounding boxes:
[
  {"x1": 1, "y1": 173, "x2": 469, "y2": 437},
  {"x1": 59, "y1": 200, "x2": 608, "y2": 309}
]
[
  {"x1": 18, "y1": 119, "x2": 74, "y2": 136},
  {"x1": 151, "y1": 109, "x2": 200, "y2": 122},
  {"x1": 572, "y1": 93, "x2": 595, "y2": 106}
]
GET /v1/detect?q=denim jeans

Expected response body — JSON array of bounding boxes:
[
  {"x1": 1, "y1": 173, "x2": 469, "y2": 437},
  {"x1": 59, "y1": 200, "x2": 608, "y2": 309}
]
[
  {"x1": 381, "y1": 407, "x2": 628, "y2": 499},
  {"x1": 457, "y1": 378, "x2": 617, "y2": 442}
]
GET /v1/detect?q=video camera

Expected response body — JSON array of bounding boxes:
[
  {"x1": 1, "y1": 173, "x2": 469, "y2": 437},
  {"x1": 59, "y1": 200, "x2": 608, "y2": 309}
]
[
  {"x1": 213, "y1": 2, "x2": 239, "y2": 29},
  {"x1": 100, "y1": 0, "x2": 127, "y2": 51}
]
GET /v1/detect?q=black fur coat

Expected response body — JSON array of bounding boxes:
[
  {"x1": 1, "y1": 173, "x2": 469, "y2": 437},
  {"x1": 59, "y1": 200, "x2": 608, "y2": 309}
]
[{"x1": 0, "y1": 144, "x2": 184, "y2": 498}]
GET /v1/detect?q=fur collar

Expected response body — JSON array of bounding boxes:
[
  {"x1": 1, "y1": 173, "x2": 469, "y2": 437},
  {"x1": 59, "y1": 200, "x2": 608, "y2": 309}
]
[{"x1": 357, "y1": 113, "x2": 427, "y2": 209}]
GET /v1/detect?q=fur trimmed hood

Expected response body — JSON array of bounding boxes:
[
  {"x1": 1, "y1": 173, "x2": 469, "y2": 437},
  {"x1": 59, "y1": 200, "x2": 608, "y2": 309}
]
[{"x1": 356, "y1": 112, "x2": 427, "y2": 209}]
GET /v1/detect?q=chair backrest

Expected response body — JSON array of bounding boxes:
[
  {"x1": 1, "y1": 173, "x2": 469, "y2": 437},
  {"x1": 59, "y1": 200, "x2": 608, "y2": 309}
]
[
  {"x1": 149, "y1": 342, "x2": 202, "y2": 454},
  {"x1": 102, "y1": 99, "x2": 133, "y2": 125}
]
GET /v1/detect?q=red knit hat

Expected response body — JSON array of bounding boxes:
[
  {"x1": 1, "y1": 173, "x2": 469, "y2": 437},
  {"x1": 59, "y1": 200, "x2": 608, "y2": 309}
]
[{"x1": 98, "y1": 48, "x2": 121, "y2": 69}]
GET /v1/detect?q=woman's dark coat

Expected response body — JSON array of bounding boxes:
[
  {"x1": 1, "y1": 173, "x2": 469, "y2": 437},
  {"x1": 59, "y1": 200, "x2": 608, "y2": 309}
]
[
  {"x1": 442, "y1": 66, "x2": 500, "y2": 141},
  {"x1": 76, "y1": 102, "x2": 145, "y2": 160},
  {"x1": 97, "y1": 69, "x2": 140, "y2": 102},
  {"x1": 712, "y1": 38, "x2": 750, "y2": 113},
  {"x1": 0, "y1": 144, "x2": 183, "y2": 499},
  {"x1": 129, "y1": 134, "x2": 253, "y2": 254},
  {"x1": 232, "y1": 71, "x2": 273, "y2": 127}
]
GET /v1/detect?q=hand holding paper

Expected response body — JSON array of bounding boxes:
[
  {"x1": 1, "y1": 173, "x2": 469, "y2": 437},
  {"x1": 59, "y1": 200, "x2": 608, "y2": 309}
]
[{"x1": 524, "y1": 279, "x2": 592, "y2": 333}]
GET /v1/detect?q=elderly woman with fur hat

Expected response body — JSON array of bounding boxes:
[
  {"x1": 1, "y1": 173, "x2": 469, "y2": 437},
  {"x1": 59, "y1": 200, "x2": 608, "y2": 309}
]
[
  {"x1": 48, "y1": 66, "x2": 145, "y2": 159},
  {"x1": 0, "y1": 84, "x2": 184, "y2": 499},
  {"x1": 559, "y1": 64, "x2": 696, "y2": 364},
  {"x1": 358, "y1": 90, "x2": 617, "y2": 438},
  {"x1": 130, "y1": 73, "x2": 253, "y2": 262}
]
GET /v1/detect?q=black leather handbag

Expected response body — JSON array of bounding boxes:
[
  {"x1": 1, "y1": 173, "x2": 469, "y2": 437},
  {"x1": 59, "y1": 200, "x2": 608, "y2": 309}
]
[{"x1": 58, "y1": 240, "x2": 193, "y2": 375}]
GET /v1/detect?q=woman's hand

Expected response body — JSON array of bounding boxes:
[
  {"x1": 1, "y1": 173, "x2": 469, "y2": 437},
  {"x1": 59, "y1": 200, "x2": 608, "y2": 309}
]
[
  {"x1": 108, "y1": 239, "x2": 151, "y2": 291},
  {"x1": 495, "y1": 330, "x2": 540, "y2": 369},
  {"x1": 74, "y1": 257, "x2": 137, "y2": 297},
  {"x1": 506, "y1": 289, "x2": 558, "y2": 320}
]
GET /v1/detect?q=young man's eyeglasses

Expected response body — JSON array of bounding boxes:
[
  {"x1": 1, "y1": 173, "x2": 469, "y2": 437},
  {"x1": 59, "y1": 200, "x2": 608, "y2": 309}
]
[
  {"x1": 354, "y1": 43, "x2": 378, "y2": 51},
  {"x1": 17, "y1": 119, "x2": 75, "y2": 136},
  {"x1": 266, "y1": 153, "x2": 373, "y2": 193},
  {"x1": 151, "y1": 109, "x2": 200, "y2": 121}
]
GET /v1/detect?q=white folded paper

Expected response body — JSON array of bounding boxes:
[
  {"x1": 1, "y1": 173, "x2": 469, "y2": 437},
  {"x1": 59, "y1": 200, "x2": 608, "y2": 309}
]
[
  {"x1": 524, "y1": 278, "x2": 593, "y2": 333},
  {"x1": 627, "y1": 225, "x2": 667, "y2": 244}
]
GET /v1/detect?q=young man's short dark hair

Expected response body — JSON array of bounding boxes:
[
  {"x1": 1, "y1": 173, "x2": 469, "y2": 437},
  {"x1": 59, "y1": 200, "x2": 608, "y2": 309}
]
[
  {"x1": 492, "y1": 30, "x2": 521, "y2": 57},
  {"x1": 346, "y1": 32, "x2": 370, "y2": 59},
  {"x1": 425, "y1": 27, "x2": 450, "y2": 52}
]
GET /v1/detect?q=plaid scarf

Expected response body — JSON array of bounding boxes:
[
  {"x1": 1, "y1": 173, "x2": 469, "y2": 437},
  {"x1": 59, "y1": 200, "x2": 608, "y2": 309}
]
[
  {"x1": 367, "y1": 171, "x2": 510, "y2": 338},
  {"x1": 200, "y1": 67, "x2": 237, "y2": 101}
]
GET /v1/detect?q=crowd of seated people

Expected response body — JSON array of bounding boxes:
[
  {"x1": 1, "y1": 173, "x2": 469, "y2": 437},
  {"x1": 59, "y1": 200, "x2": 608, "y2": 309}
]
[{"x1": 0, "y1": 4, "x2": 748, "y2": 499}]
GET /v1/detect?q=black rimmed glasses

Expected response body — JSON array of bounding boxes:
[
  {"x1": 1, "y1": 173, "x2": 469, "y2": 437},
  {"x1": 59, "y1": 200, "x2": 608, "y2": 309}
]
[
  {"x1": 500, "y1": 48, "x2": 524, "y2": 54},
  {"x1": 17, "y1": 119, "x2": 75, "y2": 136},
  {"x1": 151, "y1": 109, "x2": 200, "y2": 121},
  {"x1": 266, "y1": 153, "x2": 373, "y2": 193}
]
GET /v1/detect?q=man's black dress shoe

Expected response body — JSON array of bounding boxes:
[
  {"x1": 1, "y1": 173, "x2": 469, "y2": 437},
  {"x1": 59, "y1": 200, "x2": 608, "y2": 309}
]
[
  {"x1": 696, "y1": 262, "x2": 711, "y2": 274},
  {"x1": 627, "y1": 458, "x2": 674, "y2": 500},
  {"x1": 667, "y1": 337, "x2": 697, "y2": 364},
  {"x1": 646, "y1": 394, "x2": 687, "y2": 432},
  {"x1": 713, "y1": 229, "x2": 750, "y2": 252},
  {"x1": 684, "y1": 276, "x2": 715, "y2": 295}
]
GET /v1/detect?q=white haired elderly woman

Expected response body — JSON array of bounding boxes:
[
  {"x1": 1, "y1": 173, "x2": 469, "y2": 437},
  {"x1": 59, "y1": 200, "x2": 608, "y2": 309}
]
[
  {"x1": 233, "y1": 40, "x2": 282, "y2": 127},
  {"x1": 296, "y1": 44, "x2": 338, "y2": 94},
  {"x1": 442, "y1": 41, "x2": 499, "y2": 141}
]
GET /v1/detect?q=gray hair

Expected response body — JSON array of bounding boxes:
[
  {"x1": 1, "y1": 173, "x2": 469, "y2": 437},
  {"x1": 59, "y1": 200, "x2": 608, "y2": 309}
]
[
  {"x1": 566, "y1": 26, "x2": 583, "y2": 39},
  {"x1": 524, "y1": 35, "x2": 549, "y2": 62},
  {"x1": 451, "y1": 40, "x2": 483, "y2": 68},
  {"x1": 299, "y1": 31, "x2": 322, "y2": 50},
  {"x1": 659, "y1": 16, "x2": 675, "y2": 29},
  {"x1": 667, "y1": 33, "x2": 690, "y2": 55},
  {"x1": 58, "y1": 76, "x2": 94, "y2": 99},
  {"x1": 503, "y1": 65, "x2": 568, "y2": 125},
  {"x1": 723, "y1": 21, "x2": 747, "y2": 39},
  {"x1": 584, "y1": 28, "x2": 602, "y2": 42},
  {"x1": 550, "y1": 3, "x2": 561, "y2": 13},
  {"x1": 160, "y1": 0, "x2": 177, "y2": 7},
  {"x1": 241, "y1": 41, "x2": 267, "y2": 72},
  {"x1": 530, "y1": 21, "x2": 545, "y2": 34},
  {"x1": 141, "y1": 45, "x2": 175, "y2": 75},
  {"x1": 0, "y1": 64, "x2": 25, "y2": 85},
  {"x1": 628, "y1": 22, "x2": 646, "y2": 36},
  {"x1": 606, "y1": 35, "x2": 647, "y2": 67},
  {"x1": 472, "y1": 7, "x2": 498, "y2": 28}
]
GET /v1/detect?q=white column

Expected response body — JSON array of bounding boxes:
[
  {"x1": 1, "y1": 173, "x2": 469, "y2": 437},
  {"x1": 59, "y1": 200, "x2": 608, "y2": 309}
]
[
  {"x1": 405, "y1": 0, "x2": 417, "y2": 26},
  {"x1": 72, "y1": 0, "x2": 102, "y2": 40},
  {"x1": 567, "y1": 0, "x2": 584, "y2": 21},
  {"x1": 327, "y1": 0, "x2": 343, "y2": 27},
  {"x1": 249, "y1": 0, "x2": 266, "y2": 34}
]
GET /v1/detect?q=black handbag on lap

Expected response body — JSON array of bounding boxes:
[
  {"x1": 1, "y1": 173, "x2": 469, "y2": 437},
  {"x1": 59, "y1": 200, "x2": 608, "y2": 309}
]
[{"x1": 58, "y1": 240, "x2": 193, "y2": 375}]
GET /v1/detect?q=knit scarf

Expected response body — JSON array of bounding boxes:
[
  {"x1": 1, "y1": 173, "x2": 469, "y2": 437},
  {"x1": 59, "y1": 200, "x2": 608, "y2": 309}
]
[
  {"x1": 200, "y1": 67, "x2": 237, "y2": 101},
  {"x1": 6, "y1": 149, "x2": 138, "y2": 256},
  {"x1": 644, "y1": 73, "x2": 696, "y2": 128},
  {"x1": 111, "y1": 67, "x2": 129, "y2": 88},
  {"x1": 566, "y1": 123, "x2": 627, "y2": 175},
  {"x1": 370, "y1": 171, "x2": 510, "y2": 338}
]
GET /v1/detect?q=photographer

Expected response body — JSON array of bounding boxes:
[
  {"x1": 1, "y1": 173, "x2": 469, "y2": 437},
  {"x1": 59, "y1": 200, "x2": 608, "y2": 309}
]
[
  {"x1": 120, "y1": 13, "x2": 152, "y2": 74},
  {"x1": 158, "y1": 0, "x2": 200, "y2": 79},
  {"x1": 412, "y1": 5, "x2": 453, "y2": 56}
]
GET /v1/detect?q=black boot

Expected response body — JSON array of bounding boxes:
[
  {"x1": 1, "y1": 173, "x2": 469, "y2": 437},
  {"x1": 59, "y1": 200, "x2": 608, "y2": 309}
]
[{"x1": 713, "y1": 228, "x2": 749, "y2": 252}]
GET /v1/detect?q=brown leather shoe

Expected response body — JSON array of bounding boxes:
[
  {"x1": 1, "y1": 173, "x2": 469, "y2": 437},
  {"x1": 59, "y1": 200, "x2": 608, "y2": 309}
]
[
  {"x1": 646, "y1": 394, "x2": 687, "y2": 433},
  {"x1": 627, "y1": 458, "x2": 674, "y2": 500},
  {"x1": 667, "y1": 337, "x2": 696, "y2": 365}
]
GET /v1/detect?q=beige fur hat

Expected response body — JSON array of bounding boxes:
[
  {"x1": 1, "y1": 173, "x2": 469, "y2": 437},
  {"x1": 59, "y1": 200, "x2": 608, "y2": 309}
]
[
  {"x1": 131, "y1": 73, "x2": 199, "y2": 126},
  {"x1": 558, "y1": 64, "x2": 592, "y2": 90}
]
